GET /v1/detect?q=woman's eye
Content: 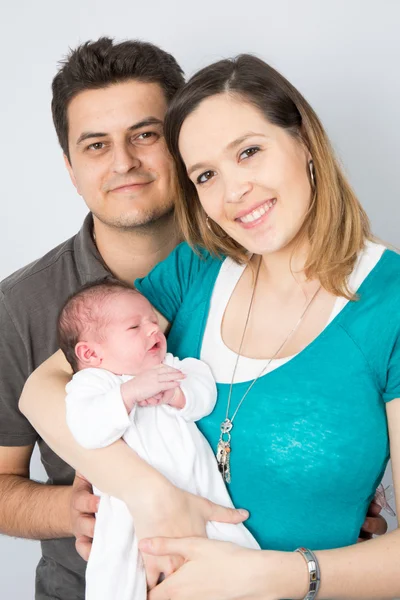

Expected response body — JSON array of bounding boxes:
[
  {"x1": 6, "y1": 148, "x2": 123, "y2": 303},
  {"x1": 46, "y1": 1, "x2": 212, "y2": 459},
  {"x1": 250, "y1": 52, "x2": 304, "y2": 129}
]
[
  {"x1": 239, "y1": 146, "x2": 260, "y2": 160},
  {"x1": 197, "y1": 170, "x2": 215, "y2": 185}
]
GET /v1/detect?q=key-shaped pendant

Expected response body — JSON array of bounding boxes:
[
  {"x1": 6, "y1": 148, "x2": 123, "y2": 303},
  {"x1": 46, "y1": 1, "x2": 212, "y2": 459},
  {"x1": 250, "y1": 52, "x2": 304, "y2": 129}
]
[
  {"x1": 216, "y1": 419, "x2": 233, "y2": 483},
  {"x1": 216, "y1": 439, "x2": 231, "y2": 483}
]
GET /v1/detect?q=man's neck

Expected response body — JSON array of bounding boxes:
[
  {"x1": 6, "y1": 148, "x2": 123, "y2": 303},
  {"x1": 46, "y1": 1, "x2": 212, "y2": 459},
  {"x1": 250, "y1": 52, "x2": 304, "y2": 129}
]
[{"x1": 93, "y1": 214, "x2": 181, "y2": 284}]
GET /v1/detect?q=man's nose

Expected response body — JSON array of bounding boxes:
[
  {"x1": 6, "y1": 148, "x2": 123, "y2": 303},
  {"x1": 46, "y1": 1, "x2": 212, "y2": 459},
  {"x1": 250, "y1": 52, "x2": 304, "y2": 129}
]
[{"x1": 111, "y1": 143, "x2": 141, "y2": 174}]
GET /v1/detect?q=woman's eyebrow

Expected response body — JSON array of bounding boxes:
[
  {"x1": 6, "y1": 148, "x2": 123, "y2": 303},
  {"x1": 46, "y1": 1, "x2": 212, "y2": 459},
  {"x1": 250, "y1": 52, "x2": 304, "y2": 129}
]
[{"x1": 187, "y1": 132, "x2": 267, "y2": 176}]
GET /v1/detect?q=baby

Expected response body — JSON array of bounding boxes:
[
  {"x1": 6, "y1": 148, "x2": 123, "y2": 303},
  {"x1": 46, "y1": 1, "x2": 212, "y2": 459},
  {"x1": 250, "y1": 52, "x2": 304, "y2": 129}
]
[{"x1": 58, "y1": 280, "x2": 259, "y2": 600}]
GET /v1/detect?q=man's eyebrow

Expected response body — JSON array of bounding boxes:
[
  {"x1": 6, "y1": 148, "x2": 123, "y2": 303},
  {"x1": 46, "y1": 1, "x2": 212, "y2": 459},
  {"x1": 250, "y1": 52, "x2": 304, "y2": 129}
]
[
  {"x1": 76, "y1": 117, "x2": 164, "y2": 146},
  {"x1": 187, "y1": 132, "x2": 266, "y2": 176}
]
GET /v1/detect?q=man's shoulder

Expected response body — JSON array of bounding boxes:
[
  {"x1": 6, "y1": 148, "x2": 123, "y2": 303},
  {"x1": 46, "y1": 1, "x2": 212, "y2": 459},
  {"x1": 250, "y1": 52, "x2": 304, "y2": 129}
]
[{"x1": 0, "y1": 233, "x2": 77, "y2": 303}]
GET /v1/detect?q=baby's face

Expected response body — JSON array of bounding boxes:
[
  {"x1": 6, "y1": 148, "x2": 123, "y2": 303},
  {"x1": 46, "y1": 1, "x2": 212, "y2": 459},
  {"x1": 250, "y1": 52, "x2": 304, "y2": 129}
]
[{"x1": 98, "y1": 292, "x2": 167, "y2": 375}]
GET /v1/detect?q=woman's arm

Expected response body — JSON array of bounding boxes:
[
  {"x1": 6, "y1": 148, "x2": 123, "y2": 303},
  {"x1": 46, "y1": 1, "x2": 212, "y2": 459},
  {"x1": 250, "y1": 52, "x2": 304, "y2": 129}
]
[
  {"x1": 20, "y1": 351, "x2": 163, "y2": 500},
  {"x1": 19, "y1": 350, "x2": 249, "y2": 587},
  {"x1": 141, "y1": 398, "x2": 400, "y2": 600}
]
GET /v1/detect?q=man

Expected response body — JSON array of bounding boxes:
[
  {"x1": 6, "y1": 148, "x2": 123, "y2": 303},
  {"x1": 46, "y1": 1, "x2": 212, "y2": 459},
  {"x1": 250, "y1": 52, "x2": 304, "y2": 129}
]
[
  {"x1": 0, "y1": 37, "x2": 185, "y2": 599},
  {"x1": 0, "y1": 37, "x2": 388, "y2": 600}
]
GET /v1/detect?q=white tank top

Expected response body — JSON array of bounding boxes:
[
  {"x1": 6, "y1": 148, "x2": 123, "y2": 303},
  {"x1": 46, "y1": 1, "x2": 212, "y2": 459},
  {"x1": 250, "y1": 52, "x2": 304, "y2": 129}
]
[{"x1": 200, "y1": 241, "x2": 385, "y2": 383}]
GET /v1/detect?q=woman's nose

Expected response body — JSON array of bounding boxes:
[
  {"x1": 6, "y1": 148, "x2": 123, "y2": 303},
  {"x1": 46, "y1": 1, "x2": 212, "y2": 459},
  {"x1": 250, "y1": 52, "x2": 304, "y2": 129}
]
[{"x1": 224, "y1": 176, "x2": 253, "y2": 204}]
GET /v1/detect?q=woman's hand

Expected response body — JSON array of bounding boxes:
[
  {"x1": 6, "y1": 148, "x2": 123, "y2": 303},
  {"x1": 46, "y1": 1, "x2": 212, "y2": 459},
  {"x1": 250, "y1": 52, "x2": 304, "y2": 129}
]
[
  {"x1": 139, "y1": 537, "x2": 288, "y2": 600},
  {"x1": 127, "y1": 483, "x2": 249, "y2": 590}
]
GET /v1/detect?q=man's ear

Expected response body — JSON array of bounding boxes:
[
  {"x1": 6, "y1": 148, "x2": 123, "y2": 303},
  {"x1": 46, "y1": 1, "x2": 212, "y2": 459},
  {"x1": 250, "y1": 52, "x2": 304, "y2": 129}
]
[
  {"x1": 63, "y1": 154, "x2": 81, "y2": 194},
  {"x1": 75, "y1": 341, "x2": 102, "y2": 367}
]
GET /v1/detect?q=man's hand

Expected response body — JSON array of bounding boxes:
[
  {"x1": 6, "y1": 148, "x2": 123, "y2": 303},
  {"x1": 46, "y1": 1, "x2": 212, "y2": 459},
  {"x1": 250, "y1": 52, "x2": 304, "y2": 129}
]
[
  {"x1": 358, "y1": 500, "x2": 388, "y2": 542},
  {"x1": 70, "y1": 472, "x2": 99, "y2": 561}
]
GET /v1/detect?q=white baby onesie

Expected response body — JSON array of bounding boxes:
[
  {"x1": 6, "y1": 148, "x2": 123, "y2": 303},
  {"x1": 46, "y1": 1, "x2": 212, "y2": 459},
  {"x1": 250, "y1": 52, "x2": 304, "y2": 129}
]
[{"x1": 66, "y1": 353, "x2": 259, "y2": 600}]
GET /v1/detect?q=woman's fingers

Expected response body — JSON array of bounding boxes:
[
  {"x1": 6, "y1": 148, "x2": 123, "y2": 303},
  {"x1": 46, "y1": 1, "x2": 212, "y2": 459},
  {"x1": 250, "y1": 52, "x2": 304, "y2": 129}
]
[
  {"x1": 142, "y1": 552, "x2": 184, "y2": 591},
  {"x1": 144, "y1": 559, "x2": 162, "y2": 592},
  {"x1": 140, "y1": 536, "x2": 197, "y2": 560},
  {"x1": 199, "y1": 496, "x2": 249, "y2": 524}
]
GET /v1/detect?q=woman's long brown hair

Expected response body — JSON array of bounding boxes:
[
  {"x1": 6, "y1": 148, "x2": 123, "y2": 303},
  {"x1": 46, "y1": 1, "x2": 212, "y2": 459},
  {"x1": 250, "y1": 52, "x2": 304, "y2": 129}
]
[{"x1": 164, "y1": 54, "x2": 370, "y2": 298}]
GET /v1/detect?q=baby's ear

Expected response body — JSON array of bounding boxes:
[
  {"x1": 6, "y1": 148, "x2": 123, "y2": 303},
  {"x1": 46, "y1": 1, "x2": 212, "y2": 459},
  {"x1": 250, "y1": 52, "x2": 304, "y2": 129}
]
[{"x1": 75, "y1": 342, "x2": 102, "y2": 367}]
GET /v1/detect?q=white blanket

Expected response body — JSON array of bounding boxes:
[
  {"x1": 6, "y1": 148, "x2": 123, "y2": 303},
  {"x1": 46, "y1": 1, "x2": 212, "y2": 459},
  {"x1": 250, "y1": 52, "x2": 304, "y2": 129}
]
[{"x1": 66, "y1": 353, "x2": 259, "y2": 600}]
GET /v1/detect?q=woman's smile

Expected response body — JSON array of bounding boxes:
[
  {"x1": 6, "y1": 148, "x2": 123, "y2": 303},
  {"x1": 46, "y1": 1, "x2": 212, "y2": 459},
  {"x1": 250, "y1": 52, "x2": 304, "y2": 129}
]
[{"x1": 234, "y1": 198, "x2": 277, "y2": 227}]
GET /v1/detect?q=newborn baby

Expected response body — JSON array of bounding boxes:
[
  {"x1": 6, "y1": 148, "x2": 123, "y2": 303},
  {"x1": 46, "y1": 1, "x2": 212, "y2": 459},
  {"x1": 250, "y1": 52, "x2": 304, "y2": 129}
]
[{"x1": 58, "y1": 280, "x2": 258, "y2": 600}]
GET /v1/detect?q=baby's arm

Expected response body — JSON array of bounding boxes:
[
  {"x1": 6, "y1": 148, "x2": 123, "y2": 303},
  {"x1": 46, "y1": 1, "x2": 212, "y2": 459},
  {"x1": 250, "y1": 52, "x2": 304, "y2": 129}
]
[
  {"x1": 163, "y1": 354, "x2": 217, "y2": 421},
  {"x1": 120, "y1": 364, "x2": 186, "y2": 410},
  {"x1": 66, "y1": 369, "x2": 131, "y2": 449}
]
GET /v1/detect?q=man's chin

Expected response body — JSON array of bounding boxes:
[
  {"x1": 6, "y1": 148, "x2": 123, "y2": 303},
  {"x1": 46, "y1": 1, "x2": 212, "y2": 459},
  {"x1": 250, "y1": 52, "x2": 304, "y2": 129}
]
[{"x1": 93, "y1": 204, "x2": 175, "y2": 231}]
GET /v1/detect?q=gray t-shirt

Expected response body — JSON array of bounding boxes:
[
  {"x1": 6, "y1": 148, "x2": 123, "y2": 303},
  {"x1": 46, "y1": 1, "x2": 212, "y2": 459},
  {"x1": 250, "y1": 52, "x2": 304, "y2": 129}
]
[{"x1": 0, "y1": 213, "x2": 113, "y2": 599}]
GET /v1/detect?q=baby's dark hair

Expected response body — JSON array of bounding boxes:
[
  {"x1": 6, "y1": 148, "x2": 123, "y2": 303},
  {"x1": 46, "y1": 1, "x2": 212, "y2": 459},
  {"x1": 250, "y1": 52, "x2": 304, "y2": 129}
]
[{"x1": 57, "y1": 279, "x2": 138, "y2": 373}]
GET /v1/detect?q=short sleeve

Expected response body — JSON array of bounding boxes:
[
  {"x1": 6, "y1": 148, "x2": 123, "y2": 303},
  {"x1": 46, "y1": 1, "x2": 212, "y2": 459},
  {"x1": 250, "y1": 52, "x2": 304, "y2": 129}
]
[
  {"x1": 135, "y1": 242, "x2": 210, "y2": 324},
  {"x1": 383, "y1": 332, "x2": 400, "y2": 403},
  {"x1": 0, "y1": 293, "x2": 38, "y2": 446}
]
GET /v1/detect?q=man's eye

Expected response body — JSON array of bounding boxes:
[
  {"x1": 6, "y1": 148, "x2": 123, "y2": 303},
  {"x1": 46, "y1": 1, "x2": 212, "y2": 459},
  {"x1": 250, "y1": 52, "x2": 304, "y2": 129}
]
[
  {"x1": 87, "y1": 142, "x2": 105, "y2": 151},
  {"x1": 136, "y1": 132, "x2": 158, "y2": 141},
  {"x1": 239, "y1": 146, "x2": 260, "y2": 160},
  {"x1": 197, "y1": 170, "x2": 215, "y2": 185}
]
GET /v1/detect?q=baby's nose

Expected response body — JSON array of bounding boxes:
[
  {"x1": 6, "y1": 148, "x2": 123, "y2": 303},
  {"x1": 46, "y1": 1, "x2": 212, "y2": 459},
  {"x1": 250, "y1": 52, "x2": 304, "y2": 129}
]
[{"x1": 147, "y1": 322, "x2": 159, "y2": 335}]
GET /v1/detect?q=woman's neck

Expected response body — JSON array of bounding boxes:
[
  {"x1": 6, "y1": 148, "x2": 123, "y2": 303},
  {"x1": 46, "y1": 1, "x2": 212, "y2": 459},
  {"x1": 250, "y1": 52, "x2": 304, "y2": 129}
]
[{"x1": 259, "y1": 240, "x2": 313, "y2": 295}]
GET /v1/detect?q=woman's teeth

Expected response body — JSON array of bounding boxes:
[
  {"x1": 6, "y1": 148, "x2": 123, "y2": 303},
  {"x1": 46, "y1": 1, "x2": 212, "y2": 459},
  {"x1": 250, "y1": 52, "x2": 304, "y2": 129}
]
[{"x1": 238, "y1": 198, "x2": 276, "y2": 223}]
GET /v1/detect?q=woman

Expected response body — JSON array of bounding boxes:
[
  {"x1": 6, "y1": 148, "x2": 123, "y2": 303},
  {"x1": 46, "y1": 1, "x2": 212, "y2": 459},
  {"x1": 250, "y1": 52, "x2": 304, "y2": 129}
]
[{"x1": 21, "y1": 55, "x2": 399, "y2": 599}]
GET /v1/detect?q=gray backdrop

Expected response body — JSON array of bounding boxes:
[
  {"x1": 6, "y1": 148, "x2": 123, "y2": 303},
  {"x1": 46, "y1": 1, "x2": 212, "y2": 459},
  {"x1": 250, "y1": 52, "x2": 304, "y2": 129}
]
[{"x1": 0, "y1": 0, "x2": 398, "y2": 597}]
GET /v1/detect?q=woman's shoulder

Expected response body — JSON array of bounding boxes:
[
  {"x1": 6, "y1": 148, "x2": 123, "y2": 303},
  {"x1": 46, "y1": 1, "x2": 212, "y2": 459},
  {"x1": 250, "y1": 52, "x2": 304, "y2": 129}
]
[
  {"x1": 160, "y1": 241, "x2": 224, "y2": 279},
  {"x1": 369, "y1": 244, "x2": 400, "y2": 297},
  {"x1": 338, "y1": 243, "x2": 400, "y2": 339}
]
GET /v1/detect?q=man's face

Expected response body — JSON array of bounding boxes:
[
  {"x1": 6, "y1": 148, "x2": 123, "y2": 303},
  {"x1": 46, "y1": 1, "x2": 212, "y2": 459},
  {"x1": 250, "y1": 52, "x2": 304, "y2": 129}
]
[{"x1": 65, "y1": 80, "x2": 176, "y2": 230}]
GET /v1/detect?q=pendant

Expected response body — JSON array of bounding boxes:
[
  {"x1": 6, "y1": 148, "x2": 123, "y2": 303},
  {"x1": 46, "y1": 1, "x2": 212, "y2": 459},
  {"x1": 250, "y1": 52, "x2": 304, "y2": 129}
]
[{"x1": 216, "y1": 419, "x2": 233, "y2": 483}]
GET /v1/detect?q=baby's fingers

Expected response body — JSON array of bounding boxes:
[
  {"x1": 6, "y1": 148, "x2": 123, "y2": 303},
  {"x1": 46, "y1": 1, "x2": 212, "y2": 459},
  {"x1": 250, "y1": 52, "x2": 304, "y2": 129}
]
[
  {"x1": 159, "y1": 381, "x2": 181, "y2": 391},
  {"x1": 156, "y1": 364, "x2": 185, "y2": 375},
  {"x1": 158, "y1": 371, "x2": 186, "y2": 383},
  {"x1": 137, "y1": 400, "x2": 150, "y2": 407}
]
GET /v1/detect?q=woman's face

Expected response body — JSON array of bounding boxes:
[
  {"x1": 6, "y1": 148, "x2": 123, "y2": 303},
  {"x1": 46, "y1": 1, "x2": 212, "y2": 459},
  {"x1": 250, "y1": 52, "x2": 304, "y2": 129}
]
[{"x1": 179, "y1": 93, "x2": 312, "y2": 256}]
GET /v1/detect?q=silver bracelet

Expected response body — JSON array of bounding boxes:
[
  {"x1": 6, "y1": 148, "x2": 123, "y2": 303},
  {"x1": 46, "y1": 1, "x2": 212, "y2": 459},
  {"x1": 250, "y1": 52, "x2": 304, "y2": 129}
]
[{"x1": 295, "y1": 547, "x2": 321, "y2": 600}]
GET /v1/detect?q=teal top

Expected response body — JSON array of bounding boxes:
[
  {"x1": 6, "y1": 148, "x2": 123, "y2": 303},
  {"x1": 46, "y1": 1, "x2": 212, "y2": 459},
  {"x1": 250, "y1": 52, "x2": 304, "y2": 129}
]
[{"x1": 135, "y1": 243, "x2": 400, "y2": 551}]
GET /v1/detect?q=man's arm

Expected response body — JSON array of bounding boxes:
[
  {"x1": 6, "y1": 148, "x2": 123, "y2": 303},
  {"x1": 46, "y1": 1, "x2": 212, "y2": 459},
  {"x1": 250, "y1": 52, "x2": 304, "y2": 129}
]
[
  {"x1": 0, "y1": 444, "x2": 73, "y2": 539},
  {"x1": 0, "y1": 292, "x2": 76, "y2": 540}
]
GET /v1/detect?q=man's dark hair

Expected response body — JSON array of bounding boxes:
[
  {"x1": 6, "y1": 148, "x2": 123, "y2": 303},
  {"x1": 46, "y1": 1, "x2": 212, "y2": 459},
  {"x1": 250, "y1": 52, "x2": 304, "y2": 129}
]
[{"x1": 52, "y1": 37, "x2": 185, "y2": 160}]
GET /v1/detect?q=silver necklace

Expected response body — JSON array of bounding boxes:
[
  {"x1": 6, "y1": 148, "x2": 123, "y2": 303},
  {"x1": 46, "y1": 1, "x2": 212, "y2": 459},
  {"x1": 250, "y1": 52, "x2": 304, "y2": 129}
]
[{"x1": 216, "y1": 258, "x2": 322, "y2": 483}]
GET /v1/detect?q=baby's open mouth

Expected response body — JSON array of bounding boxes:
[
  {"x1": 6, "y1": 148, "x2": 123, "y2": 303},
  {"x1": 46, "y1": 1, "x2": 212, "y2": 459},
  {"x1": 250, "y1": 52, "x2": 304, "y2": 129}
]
[{"x1": 148, "y1": 341, "x2": 161, "y2": 352}]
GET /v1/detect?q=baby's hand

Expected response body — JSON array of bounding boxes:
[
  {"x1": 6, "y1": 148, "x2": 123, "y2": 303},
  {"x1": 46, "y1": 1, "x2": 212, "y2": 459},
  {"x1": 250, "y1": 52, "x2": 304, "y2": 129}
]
[
  {"x1": 121, "y1": 364, "x2": 186, "y2": 413},
  {"x1": 137, "y1": 388, "x2": 186, "y2": 409}
]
